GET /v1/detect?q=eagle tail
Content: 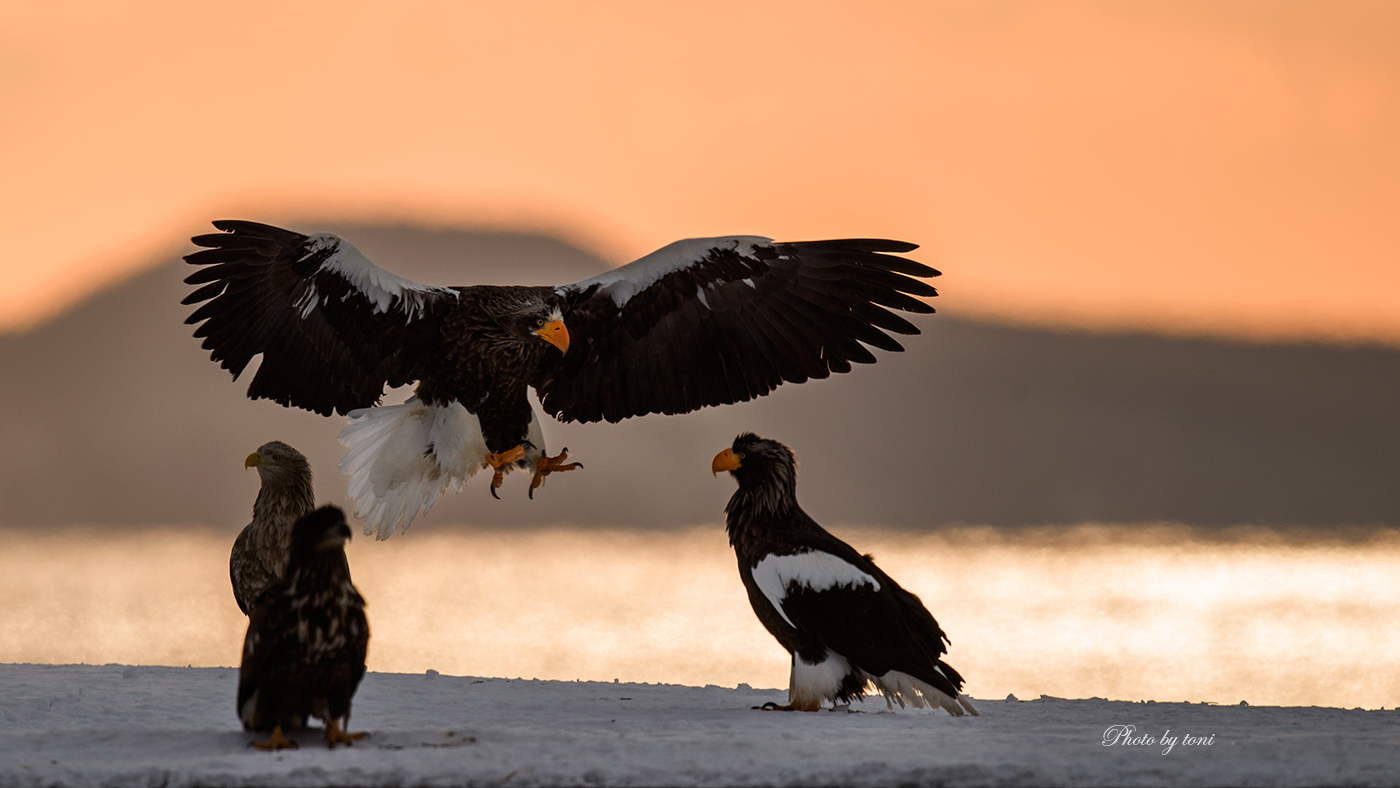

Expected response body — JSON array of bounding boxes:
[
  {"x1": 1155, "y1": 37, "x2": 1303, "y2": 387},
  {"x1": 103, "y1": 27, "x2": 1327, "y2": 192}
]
[
  {"x1": 868, "y1": 668, "x2": 980, "y2": 717},
  {"x1": 338, "y1": 398, "x2": 488, "y2": 539}
]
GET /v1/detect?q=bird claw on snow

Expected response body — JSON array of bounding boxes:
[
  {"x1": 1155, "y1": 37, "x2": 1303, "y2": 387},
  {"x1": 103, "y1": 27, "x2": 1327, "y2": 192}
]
[
  {"x1": 324, "y1": 719, "x2": 367, "y2": 748},
  {"x1": 251, "y1": 725, "x2": 299, "y2": 751},
  {"x1": 755, "y1": 701, "x2": 819, "y2": 712}
]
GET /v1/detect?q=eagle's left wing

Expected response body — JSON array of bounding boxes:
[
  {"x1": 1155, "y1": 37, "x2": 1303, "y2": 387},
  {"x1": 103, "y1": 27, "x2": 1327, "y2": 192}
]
[
  {"x1": 183, "y1": 221, "x2": 458, "y2": 417},
  {"x1": 535, "y1": 237, "x2": 938, "y2": 423}
]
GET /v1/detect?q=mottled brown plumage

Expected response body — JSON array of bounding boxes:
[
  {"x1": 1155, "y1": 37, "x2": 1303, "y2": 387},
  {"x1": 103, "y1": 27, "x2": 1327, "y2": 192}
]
[
  {"x1": 231, "y1": 441, "x2": 315, "y2": 614},
  {"x1": 238, "y1": 505, "x2": 369, "y2": 749}
]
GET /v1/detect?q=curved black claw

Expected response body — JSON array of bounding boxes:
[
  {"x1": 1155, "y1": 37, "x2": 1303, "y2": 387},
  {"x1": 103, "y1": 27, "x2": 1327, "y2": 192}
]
[{"x1": 490, "y1": 484, "x2": 500, "y2": 500}]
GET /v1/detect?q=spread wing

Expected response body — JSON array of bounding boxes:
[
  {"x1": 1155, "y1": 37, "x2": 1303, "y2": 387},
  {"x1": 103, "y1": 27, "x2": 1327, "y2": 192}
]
[
  {"x1": 535, "y1": 236, "x2": 938, "y2": 423},
  {"x1": 183, "y1": 220, "x2": 459, "y2": 416}
]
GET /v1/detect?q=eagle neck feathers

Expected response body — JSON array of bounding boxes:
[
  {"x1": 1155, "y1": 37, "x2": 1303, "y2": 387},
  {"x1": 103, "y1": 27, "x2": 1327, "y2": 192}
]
[
  {"x1": 725, "y1": 466, "x2": 802, "y2": 556},
  {"x1": 251, "y1": 469, "x2": 316, "y2": 553}
]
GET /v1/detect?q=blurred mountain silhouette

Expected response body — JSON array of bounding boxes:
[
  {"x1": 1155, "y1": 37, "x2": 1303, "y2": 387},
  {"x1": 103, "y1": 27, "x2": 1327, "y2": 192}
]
[{"x1": 1, "y1": 223, "x2": 1396, "y2": 532}]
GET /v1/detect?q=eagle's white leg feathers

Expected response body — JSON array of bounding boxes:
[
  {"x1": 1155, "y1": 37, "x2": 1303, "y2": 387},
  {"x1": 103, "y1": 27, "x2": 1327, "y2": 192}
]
[
  {"x1": 524, "y1": 408, "x2": 547, "y2": 465},
  {"x1": 788, "y1": 649, "x2": 853, "y2": 711},
  {"x1": 338, "y1": 398, "x2": 488, "y2": 540}
]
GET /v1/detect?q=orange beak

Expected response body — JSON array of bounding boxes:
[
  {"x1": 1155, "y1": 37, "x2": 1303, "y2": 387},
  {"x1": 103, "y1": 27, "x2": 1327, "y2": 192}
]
[
  {"x1": 711, "y1": 448, "x2": 742, "y2": 476},
  {"x1": 535, "y1": 319, "x2": 570, "y2": 353},
  {"x1": 244, "y1": 452, "x2": 262, "y2": 470}
]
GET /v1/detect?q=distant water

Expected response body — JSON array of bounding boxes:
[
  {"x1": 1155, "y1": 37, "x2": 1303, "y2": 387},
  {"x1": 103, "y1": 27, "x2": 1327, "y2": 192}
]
[{"x1": 3, "y1": 524, "x2": 1397, "y2": 709}]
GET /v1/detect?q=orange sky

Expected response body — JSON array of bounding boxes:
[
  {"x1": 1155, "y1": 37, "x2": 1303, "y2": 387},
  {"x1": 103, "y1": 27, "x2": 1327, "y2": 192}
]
[{"x1": 3, "y1": 1, "x2": 1398, "y2": 342}]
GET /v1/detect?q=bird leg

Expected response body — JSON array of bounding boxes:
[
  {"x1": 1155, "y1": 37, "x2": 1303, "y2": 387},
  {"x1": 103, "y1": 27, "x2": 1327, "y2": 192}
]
[
  {"x1": 529, "y1": 448, "x2": 583, "y2": 500},
  {"x1": 324, "y1": 718, "x2": 366, "y2": 748},
  {"x1": 485, "y1": 446, "x2": 527, "y2": 500},
  {"x1": 251, "y1": 724, "x2": 299, "y2": 750}
]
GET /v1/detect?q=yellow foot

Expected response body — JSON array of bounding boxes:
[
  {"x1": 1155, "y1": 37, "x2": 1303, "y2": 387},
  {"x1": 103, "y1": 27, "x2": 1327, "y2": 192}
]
[
  {"x1": 529, "y1": 448, "x2": 583, "y2": 500},
  {"x1": 756, "y1": 701, "x2": 820, "y2": 712},
  {"x1": 485, "y1": 446, "x2": 527, "y2": 500},
  {"x1": 324, "y1": 718, "x2": 367, "y2": 748},
  {"x1": 251, "y1": 724, "x2": 298, "y2": 750}
]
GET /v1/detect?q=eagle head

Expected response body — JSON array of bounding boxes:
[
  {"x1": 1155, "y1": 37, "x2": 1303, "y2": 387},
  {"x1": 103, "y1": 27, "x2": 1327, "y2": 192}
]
[
  {"x1": 245, "y1": 440, "x2": 312, "y2": 484},
  {"x1": 712, "y1": 432, "x2": 798, "y2": 489},
  {"x1": 529, "y1": 305, "x2": 570, "y2": 353},
  {"x1": 493, "y1": 291, "x2": 570, "y2": 353},
  {"x1": 290, "y1": 505, "x2": 353, "y2": 557}
]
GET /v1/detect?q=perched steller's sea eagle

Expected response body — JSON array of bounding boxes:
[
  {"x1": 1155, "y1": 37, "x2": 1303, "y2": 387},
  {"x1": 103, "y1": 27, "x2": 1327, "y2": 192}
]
[
  {"x1": 184, "y1": 220, "x2": 940, "y2": 539},
  {"x1": 238, "y1": 505, "x2": 368, "y2": 750},
  {"x1": 713, "y1": 433, "x2": 978, "y2": 716},
  {"x1": 231, "y1": 441, "x2": 316, "y2": 614}
]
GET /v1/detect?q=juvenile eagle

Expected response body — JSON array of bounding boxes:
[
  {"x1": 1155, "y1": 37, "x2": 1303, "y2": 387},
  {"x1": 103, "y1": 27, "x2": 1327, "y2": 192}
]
[
  {"x1": 238, "y1": 505, "x2": 369, "y2": 750},
  {"x1": 231, "y1": 441, "x2": 316, "y2": 614},
  {"x1": 184, "y1": 220, "x2": 939, "y2": 538},
  {"x1": 713, "y1": 433, "x2": 977, "y2": 715}
]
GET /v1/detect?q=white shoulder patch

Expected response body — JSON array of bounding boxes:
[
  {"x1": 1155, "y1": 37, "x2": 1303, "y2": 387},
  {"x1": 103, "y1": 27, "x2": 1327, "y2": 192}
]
[
  {"x1": 305, "y1": 234, "x2": 456, "y2": 317},
  {"x1": 752, "y1": 550, "x2": 881, "y2": 627},
  {"x1": 566, "y1": 235, "x2": 772, "y2": 308}
]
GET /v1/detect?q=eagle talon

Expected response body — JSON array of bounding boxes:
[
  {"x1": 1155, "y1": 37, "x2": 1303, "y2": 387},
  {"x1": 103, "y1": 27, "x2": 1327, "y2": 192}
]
[
  {"x1": 528, "y1": 449, "x2": 582, "y2": 500},
  {"x1": 324, "y1": 719, "x2": 366, "y2": 748},
  {"x1": 486, "y1": 446, "x2": 528, "y2": 499},
  {"x1": 251, "y1": 725, "x2": 298, "y2": 750},
  {"x1": 757, "y1": 701, "x2": 817, "y2": 712}
]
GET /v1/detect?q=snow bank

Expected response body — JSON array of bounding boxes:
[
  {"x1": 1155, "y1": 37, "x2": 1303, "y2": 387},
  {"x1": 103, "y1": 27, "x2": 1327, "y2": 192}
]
[{"x1": 1, "y1": 664, "x2": 1395, "y2": 788}]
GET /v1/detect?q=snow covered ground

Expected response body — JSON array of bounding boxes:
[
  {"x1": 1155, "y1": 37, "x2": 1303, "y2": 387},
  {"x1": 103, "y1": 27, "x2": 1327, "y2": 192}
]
[{"x1": 2, "y1": 664, "x2": 1396, "y2": 788}]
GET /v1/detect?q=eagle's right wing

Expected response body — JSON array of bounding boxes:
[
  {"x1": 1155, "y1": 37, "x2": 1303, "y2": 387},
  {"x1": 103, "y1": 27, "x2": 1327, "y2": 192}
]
[
  {"x1": 536, "y1": 236, "x2": 938, "y2": 424},
  {"x1": 183, "y1": 221, "x2": 458, "y2": 416}
]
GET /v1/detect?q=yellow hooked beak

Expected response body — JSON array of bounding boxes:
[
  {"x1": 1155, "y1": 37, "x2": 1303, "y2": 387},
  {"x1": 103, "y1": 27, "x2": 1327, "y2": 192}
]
[
  {"x1": 535, "y1": 319, "x2": 570, "y2": 353},
  {"x1": 712, "y1": 448, "x2": 742, "y2": 476},
  {"x1": 244, "y1": 452, "x2": 262, "y2": 470}
]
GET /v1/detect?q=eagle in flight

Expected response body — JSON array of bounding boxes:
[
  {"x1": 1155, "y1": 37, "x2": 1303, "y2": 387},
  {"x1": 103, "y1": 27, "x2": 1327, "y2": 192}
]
[{"x1": 184, "y1": 220, "x2": 939, "y2": 538}]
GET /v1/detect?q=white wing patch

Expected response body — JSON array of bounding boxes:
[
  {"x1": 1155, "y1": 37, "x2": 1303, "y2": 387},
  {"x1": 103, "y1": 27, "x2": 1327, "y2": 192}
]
[
  {"x1": 303, "y1": 234, "x2": 456, "y2": 318},
  {"x1": 566, "y1": 236, "x2": 772, "y2": 308},
  {"x1": 338, "y1": 397, "x2": 489, "y2": 540},
  {"x1": 752, "y1": 550, "x2": 881, "y2": 627}
]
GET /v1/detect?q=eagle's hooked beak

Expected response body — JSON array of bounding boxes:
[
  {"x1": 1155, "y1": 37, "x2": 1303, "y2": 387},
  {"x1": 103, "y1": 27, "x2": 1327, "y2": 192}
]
[
  {"x1": 535, "y1": 319, "x2": 570, "y2": 353},
  {"x1": 712, "y1": 448, "x2": 742, "y2": 476},
  {"x1": 244, "y1": 452, "x2": 262, "y2": 470}
]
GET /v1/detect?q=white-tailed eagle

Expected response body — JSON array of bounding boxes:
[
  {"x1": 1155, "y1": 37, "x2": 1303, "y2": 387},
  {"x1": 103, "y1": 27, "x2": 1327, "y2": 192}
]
[
  {"x1": 231, "y1": 440, "x2": 316, "y2": 614},
  {"x1": 184, "y1": 220, "x2": 939, "y2": 538},
  {"x1": 713, "y1": 433, "x2": 977, "y2": 715},
  {"x1": 238, "y1": 505, "x2": 368, "y2": 750}
]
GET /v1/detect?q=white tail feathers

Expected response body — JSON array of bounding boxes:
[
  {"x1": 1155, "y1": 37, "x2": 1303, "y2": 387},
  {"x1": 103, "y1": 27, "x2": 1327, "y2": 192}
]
[
  {"x1": 338, "y1": 398, "x2": 489, "y2": 540},
  {"x1": 868, "y1": 669, "x2": 980, "y2": 717}
]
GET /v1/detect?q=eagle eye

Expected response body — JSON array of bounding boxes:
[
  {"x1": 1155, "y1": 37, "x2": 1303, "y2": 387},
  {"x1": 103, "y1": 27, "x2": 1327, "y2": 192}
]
[{"x1": 535, "y1": 317, "x2": 546, "y2": 327}]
